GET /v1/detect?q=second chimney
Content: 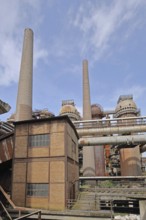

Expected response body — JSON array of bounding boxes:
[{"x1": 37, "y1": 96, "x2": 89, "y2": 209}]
[{"x1": 82, "y1": 59, "x2": 95, "y2": 177}]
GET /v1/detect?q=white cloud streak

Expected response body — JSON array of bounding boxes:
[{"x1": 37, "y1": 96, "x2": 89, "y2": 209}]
[
  {"x1": 111, "y1": 85, "x2": 146, "y2": 103},
  {"x1": 0, "y1": 0, "x2": 48, "y2": 86},
  {"x1": 72, "y1": 0, "x2": 146, "y2": 61}
]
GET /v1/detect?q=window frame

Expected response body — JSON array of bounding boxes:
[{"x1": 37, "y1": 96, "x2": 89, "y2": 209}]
[
  {"x1": 27, "y1": 183, "x2": 49, "y2": 197},
  {"x1": 29, "y1": 133, "x2": 50, "y2": 148}
]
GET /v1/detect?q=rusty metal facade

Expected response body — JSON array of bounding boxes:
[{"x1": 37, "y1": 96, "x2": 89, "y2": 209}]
[
  {"x1": 120, "y1": 146, "x2": 141, "y2": 176},
  {"x1": 0, "y1": 133, "x2": 14, "y2": 163},
  {"x1": 0, "y1": 122, "x2": 14, "y2": 136},
  {"x1": 94, "y1": 146, "x2": 105, "y2": 176},
  {"x1": 0, "y1": 99, "x2": 11, "y2": 114}
]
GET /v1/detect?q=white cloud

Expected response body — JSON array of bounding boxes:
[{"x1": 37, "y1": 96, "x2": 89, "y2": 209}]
[
  {"x1": 72, "y1": 0, "x2": 146, "y2": 61},
  {"x1": 0, "y1": 0, "x2": 48, "y2": 86},
  {"x1": 111, "y1": 85, "x2": 146, "y2": 103},
  {"x1": 34, "y1": 39, "x2": 48, "y2": 68},
  {"x1": 76, "y1": 105, "x2": 82, "y2": 117},
  {"x1": 0, "y1": 38, "x2": 21, "y2": 86}
]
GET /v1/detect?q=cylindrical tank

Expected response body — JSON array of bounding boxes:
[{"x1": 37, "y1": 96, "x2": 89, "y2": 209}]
[
  {"x1": 59, "y1": 100, "x2": 81, "y2": 121},
  {"x1": 115, "y1": 95, "x2": 141, "y2": 176},
  {"x1": 91, "y1": 104, "x2": 105, "y2": 176}
]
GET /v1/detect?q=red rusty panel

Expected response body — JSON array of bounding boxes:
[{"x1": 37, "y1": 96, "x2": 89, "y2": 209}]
[
  {"x1": 105, "y1": 145, "x2": 110, "y2": 157},
  {"x1": 94, "y1": 145, "x2": 105, "y2": 176},
  {"x1": 0, "y1": 134, "x2": 14, "y2": 163},
  {"x1": 120, "y1": 146, "x2": 141, "y2": 176},
  {"x1": 104, "y1": 145, "x2": 111, "y2": 176}
]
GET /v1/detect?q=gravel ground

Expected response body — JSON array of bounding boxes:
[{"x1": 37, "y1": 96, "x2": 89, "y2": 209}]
[{"x1": 114, "y1": 214, "x2": 140, "y2": 220}]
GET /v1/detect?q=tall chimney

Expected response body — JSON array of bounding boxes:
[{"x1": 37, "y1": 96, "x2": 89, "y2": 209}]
[
  {"x1": 83, "y1": 60, "x2": 92, "y2": 120},
  {"x1": 82, "y1": 59, "x2": 95, "y2": 177},
  {"x1": 15, "y1": 28, "x2": 33, "y2": 121}
]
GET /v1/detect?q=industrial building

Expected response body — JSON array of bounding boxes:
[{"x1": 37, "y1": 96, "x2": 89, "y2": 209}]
[
  {"x1": 1, "y1": 28, "x2": 146, "y2": 219},
  {"x1": 12, "y1": 116, "x2": 79, "y2": 210}
]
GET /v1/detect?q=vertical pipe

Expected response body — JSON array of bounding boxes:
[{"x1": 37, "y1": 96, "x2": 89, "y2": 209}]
[
  {"x1": 15, "y1": 28, "x2": 33, "y2": 121},
  {"x1": 94, "y1": 146, "x2": 105, "y2": 176},
  {"x1": 82, "y1": 60, "x2": 95, "y2": 177}
]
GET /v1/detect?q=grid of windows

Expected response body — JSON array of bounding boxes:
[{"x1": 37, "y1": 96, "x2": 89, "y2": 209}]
[
  {"x1": 29, "y1": 134, "x2": 50, "y2": 147},
  {"x1": 27, "y1": 183, "x2": 49, "y2": 197}
]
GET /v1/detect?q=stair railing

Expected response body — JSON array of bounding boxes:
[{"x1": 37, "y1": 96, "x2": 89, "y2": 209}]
[
  {"x1": 0, "y1": 185, "x2": 41, "y2": 220},
  {"x1": 0, "y1": 201, "x2": 12, "y2": 220},
  {"x1": 14, "y1": 210, "x2": 41, "y2": 220}
]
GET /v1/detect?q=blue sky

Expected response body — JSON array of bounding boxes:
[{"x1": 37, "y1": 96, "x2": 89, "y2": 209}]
[{"x1": 0, "y1": 0, "x2": 146, "y2": 121}]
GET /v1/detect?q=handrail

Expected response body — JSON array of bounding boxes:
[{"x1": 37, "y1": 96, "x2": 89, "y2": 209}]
[
  {"x1": 74, "y1": 116, "x2": 146, "y2": 138},
  {"x1": 0, "y1": 201, "x2": 12, "y2": 220},
  {"x1": 74, "y1": 116, "x2": 146, "y2": 124},
  {"x1": 0, "y1": 185, "x2": 16, "y2": 209},
  {"x1": 0, "y1": 185, "x2": 41, "y2": 219},
  {"x1": 14, "y1": 210, "x2": 41, "y2": 220}
]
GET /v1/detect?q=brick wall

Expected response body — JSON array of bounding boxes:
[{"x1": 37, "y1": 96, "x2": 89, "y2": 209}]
[{"x1": 12, "y1": 117, "x2": 79, "y2": 210}]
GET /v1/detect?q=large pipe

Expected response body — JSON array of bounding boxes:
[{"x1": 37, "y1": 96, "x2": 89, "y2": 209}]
[
  {"x1": 77, "y1": 124, "x2": 146, "y2": 136},
  {"x1": 79, "y1": 134, "x2": 146, "y2": 146},
  {"x1": 82, "y1": 60, "x2": 95, "y2": 177},
  {"x1": 15, "y1": 28, "x2": 33, "y2": 121},
  {"x1": 79, "y1": 176, "x2": 146, "y2": 180}
]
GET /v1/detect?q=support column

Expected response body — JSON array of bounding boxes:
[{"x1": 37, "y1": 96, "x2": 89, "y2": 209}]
[{"x1": 139, "y1": 200, "x2": 146, "y2": 220}]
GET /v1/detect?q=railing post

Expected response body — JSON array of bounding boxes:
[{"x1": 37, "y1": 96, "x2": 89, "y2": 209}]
[
  {"x1": 0, "y1": 201, "x2": 12, "y2": 220},
  {"x1": 38, "y1": 211, "x2": 41, "y2": 220},
  {"x1": 18, "y1": 210, "x2": 21, "y2": 217},
  {"x1": 110, "y1": 200, "x2": 114, "y2": 220}
]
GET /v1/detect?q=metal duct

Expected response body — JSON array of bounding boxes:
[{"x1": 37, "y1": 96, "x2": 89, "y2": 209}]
[
  {"x1": 79, "y1": 134, "x2": 146, "y2": 146},
  {"x1": 77, "y1": 124, "x2": 146, "y2": 136},
  {"x1": 15, "y1": 28, "x2": 33, "y2": 121}
]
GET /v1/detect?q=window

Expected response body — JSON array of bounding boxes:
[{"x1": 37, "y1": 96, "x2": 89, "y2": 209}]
[
  {"x1": 27, "y1": 183, "x2": 48, "y2": 197},
  {"x1": 29, "y1": 134, "x2": 50, "y2": 147}
]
